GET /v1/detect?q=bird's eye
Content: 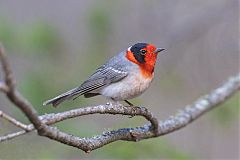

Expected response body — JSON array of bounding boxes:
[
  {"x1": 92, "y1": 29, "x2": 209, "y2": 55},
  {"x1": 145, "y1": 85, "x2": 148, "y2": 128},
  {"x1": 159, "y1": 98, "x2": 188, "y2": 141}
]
[{"x1": 140, "y1": 49, "x2": 147, "y2": 55}]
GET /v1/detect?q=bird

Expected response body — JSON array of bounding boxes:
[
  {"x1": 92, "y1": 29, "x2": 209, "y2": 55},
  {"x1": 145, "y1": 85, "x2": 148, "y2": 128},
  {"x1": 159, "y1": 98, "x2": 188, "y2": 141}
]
[{"x1": 43, "y1": 42, "x2": 165, "y2": 107}]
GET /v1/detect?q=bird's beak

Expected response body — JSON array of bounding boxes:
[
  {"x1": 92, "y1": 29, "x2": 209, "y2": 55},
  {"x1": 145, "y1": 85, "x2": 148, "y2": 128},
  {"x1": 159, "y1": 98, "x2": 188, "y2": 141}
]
[
  {"x1": 155, "y1": 48, "x2": 165, "y2": 53},
  {"x1": 155, "y1": 48, "x2": 165, "y2": 54}
]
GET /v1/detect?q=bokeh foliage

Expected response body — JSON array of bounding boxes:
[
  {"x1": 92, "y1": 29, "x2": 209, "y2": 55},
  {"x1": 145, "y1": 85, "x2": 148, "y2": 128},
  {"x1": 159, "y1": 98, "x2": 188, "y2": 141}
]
[{"x1": 0, "y1": 17, "x2": 61, "y2": 55}]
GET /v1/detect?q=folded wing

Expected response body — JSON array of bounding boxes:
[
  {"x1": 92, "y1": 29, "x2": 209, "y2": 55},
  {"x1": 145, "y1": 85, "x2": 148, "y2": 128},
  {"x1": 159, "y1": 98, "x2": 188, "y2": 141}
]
[{"x1": 43, "y1": 65, "x2": 128, "y2": 107}]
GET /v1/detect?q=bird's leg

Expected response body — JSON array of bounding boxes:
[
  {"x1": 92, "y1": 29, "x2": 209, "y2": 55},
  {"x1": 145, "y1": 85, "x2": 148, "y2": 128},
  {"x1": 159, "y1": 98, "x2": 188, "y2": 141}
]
[
  {"x1": 124, "y1": 100, "x2": 134, "y2": 106},
  {"x1": 106, "y1": 101, "x2": 113, "y2": 105}
]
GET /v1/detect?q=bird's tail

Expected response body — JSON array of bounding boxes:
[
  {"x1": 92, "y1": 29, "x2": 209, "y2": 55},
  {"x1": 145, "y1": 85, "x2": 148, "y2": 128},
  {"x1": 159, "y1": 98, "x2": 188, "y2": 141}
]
[{"x1": 43, "y1": 87, "x2": 80, "y2": 107}]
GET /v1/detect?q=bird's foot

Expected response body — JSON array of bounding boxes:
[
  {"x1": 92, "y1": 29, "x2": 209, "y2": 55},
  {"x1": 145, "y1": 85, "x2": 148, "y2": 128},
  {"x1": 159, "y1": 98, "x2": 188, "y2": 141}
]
[
  {"x1": 106, "y1": 101, "x2": 113, "y2": 105},
  {"x1": 128, "y1": 105, "x2": 139, "y2": 118}
]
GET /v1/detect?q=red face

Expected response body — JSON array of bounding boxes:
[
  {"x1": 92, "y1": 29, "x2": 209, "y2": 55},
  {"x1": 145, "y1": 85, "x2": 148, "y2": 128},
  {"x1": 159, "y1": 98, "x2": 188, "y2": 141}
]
[{"x1": 126, "y1": 43, "x2": 164, "y2": 78}]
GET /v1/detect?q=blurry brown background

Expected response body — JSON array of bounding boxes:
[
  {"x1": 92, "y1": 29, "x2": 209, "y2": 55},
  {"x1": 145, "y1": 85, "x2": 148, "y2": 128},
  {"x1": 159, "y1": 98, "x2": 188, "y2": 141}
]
[{"x1": 0, "y1": 0, "x2": 239, "y2": 159}]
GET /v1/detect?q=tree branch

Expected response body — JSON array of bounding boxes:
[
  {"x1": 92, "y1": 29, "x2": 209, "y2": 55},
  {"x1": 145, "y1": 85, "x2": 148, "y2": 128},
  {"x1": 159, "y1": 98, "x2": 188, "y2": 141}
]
[
  {"x1": 0, "y1": 43, "x2": 239, "y2": 152},
  {"x1": 0, "y1": 110, "x2": 29, "y2": 130},
  {"x1": 0, "y1": 130, "x2": 27, "y2": 142},
  {"x1": 0, "y1": 44, "x2": 46, "y2": 132},
  {"x1": 0, "y1": 81, "x2": 9, "y2": 93},
  {"x1": 1, "y1": 75, "x2": 239, "y2": 152}
]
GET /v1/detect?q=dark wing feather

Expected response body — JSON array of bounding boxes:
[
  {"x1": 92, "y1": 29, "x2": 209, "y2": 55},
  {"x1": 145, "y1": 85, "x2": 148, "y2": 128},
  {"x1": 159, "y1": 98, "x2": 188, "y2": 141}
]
[
  {"x1": 43, "y1": 65, "x2": 128, "y2": 107},
  {"x1": 72, "y1": 65, "x2": 128, "y2": 95}
]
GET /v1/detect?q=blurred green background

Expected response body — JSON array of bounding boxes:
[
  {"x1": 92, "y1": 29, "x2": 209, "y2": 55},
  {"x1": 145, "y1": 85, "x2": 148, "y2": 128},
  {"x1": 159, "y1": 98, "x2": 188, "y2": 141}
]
[{"x1": 0, "y1": 0, "x2": 239, "y2": 159}]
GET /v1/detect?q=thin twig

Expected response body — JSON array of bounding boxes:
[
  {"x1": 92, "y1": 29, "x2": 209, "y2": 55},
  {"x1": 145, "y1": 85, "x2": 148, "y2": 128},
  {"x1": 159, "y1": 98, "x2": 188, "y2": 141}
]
[
  {"x1": 0, "y1": 110, "x2": 29, "y2": 130},
  {"x1": 0, "y1": 44, "x2": 15, "y2": 91},
  {"x1": 0, "y1": 130, "x2": 27, "y2": 142}
]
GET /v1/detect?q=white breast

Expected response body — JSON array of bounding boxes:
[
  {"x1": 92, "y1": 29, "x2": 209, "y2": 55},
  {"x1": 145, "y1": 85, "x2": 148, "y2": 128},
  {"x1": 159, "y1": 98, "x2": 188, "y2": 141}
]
[{"x1": 100, "y1": 71, "x2": 153, "y2": 101}]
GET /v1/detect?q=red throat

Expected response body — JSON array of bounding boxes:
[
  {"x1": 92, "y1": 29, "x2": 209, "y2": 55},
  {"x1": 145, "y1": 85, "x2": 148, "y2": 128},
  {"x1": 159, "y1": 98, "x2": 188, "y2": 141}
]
[{"x1": 125, "y1": 50, "x2": 157, "y2": 78}]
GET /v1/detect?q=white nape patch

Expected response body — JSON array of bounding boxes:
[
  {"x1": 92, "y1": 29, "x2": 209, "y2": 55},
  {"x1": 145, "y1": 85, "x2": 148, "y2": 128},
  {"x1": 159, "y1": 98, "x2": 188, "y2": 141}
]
[
  {"x1": 127, "y1": 46, "x2": 132, "y2": 52},
  {"x1": 108, "y1": 67, "x2": 127, "y2": 74}
]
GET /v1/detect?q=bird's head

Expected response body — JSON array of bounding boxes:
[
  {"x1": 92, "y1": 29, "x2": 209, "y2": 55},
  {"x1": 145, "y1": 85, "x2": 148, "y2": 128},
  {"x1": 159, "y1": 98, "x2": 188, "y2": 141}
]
[{"x1": 126, "y1": 42, "x2": 165, "y2": 77}]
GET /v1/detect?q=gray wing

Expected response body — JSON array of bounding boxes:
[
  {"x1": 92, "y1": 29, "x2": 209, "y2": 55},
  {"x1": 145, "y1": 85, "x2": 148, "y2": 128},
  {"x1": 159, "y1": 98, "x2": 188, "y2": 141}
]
[
  {"x1": 74, "y1": 65, "x2": 128, "y2": 95},
  {"x1": 43, "y1": 62, "x2": 128, "y2": 107}
]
